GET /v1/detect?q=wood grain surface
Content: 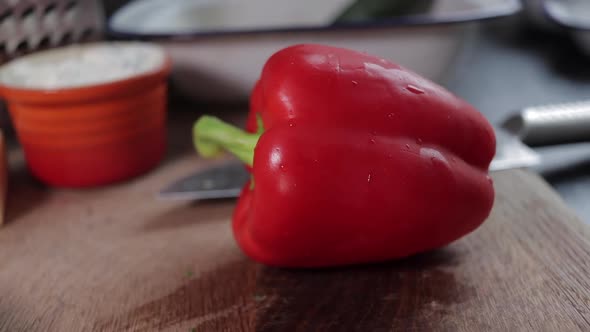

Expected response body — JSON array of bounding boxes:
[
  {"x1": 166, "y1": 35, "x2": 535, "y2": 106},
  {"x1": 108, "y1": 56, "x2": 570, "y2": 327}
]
[{"x1": 0, "y1": 111, "x2": 589, "y2": 331}]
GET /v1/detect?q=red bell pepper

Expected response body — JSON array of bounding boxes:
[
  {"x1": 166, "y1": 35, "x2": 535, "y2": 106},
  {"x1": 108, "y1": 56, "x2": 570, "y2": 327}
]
[{"x1": 193, "y1": 44, "x2": 495, "y2": 268}]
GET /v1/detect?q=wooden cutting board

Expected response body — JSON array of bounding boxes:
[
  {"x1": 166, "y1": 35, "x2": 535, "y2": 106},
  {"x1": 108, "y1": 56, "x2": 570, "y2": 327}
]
[{"x1": 0, "y1": 111, "x2": 589, "y2": 332}]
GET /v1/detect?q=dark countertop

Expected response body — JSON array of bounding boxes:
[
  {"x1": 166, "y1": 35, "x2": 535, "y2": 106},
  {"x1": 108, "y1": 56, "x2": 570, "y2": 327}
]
[{"x1": 445, "y1": 17, "x2": 590, "y2": 223}]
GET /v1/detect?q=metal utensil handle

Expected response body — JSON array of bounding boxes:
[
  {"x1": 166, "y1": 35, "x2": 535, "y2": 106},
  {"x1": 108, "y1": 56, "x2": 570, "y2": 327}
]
[{"x1": 503, "y1": 100, "x2": 590, "y2": 146}]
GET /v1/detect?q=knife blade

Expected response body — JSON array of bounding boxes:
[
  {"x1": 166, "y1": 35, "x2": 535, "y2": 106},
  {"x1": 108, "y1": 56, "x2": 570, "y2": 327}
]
[
  {"x1": 159, "y1": 100, "x2": 590, "y2": 201},
  {"x1": 158, "y1": 127, "x2": 540, "y2": 201},
  {"x1": 491, "y1": 126, "x2": 541, "y2": 171},
  {"x1": 158, "y1": 160, "x2": 249, "y2": 201}
]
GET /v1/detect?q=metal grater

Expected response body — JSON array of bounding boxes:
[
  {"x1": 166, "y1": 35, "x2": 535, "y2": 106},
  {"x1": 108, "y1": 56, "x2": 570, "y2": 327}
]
[
  {"x1": 0, "y1": 0, "x2": 104, "y2": 63},
  {"x1": 0, "y1": 0, "x2": 105, "y2": 131}
]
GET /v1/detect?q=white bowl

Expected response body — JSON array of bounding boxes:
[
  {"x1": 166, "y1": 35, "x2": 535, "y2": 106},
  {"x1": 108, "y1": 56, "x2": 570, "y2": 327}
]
[{"x1": 108, "y1": 0, "x2": 521, "y2": 103}]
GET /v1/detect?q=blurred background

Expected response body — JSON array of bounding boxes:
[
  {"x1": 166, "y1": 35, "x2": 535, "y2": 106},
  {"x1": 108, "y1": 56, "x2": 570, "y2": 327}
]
[{"x1": 1, "y1": 0, "x2": 589, "y2": 221}]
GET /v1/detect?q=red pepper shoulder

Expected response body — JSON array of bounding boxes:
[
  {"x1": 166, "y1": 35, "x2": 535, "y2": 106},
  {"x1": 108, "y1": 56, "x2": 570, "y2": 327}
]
[{"x1": 250, "y1": 44, "x2": 495, "y2": 170}]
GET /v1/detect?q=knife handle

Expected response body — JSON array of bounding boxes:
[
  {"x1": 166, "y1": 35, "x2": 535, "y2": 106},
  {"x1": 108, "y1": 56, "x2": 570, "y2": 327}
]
[{"x1": 502, "y1": 100, "x2": 590, "y2": 146}]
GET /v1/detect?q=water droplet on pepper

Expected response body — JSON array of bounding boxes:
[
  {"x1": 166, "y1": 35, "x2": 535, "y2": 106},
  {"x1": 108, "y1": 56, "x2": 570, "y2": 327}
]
[
  {"x1": 352, "y1": 80, "x2": 358, "y2": 86},
  {"x1": 406, "y1": 84, "x2": 425, "y2": 94},
  {"x1": 416, "y1": 138, "x2": 423, "y2": 144}
]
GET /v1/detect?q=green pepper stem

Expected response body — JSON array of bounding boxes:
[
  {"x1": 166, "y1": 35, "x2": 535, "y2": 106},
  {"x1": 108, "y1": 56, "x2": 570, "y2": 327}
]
[{"x1": 193, "y1": 115, "x2": 261, "y2": 167}]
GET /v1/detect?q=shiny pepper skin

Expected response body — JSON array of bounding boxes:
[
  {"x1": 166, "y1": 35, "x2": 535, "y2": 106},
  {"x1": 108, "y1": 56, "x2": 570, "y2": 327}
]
[{"x1": 195, "y1": 44, "x2": 496, "y2": 268}]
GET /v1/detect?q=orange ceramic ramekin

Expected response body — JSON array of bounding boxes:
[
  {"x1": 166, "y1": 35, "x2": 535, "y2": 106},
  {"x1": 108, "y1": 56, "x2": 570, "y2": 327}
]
[{"x1": 0, "y1": 42, "x2": 172, "y2": 187}]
